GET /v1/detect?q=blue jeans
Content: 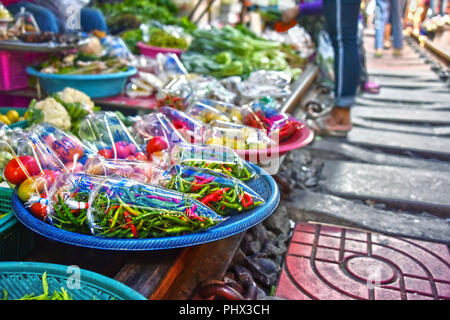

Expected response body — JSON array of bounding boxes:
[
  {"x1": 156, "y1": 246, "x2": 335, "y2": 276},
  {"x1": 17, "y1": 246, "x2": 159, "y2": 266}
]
[
  {"x1": 374, "y1": 0, "x2": 405, "y2": 50},
  {"x1": 430, "y1": 0, "x2": 448, "y2": 15},
  {"x1": 6, "y1": 2, "x2": 108, "y2": 33},
  {"x1": 323, "y1": 0, "x2": 362, "y2": 108}
]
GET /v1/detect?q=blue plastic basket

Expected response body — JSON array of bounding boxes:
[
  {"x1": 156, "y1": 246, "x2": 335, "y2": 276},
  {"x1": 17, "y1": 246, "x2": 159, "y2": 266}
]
[
  {"x1": 0, "y1": 261, "x2": 147, "y2": 300},
  {"x1": 26, "y1": 66, "x2": 137, "y2": 98},
  {"x1": 12, "y1": 163, "x2": 280, "y2": 251}
]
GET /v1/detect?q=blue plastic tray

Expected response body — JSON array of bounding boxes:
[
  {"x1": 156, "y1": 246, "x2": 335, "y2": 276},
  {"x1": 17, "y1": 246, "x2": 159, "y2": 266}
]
[
  {"x1": 12, "y1": 163, "x2": 280, "y2": 251},
  {"x1": 26, "y1": 66, "x2": 137, "y2": 98},
  {"x1": 0, "y1": 261, "x2": 146, "y2": 300}
]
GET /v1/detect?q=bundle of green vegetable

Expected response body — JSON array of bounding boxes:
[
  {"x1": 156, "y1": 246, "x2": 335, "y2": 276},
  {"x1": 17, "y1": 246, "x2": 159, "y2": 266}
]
[
  {"x1": 148, "y1": 28, "x2": 189, "y2": 50},
  {"x1": 182, "y1": 25, "x2": 303, "y2": 79},
  {"x1": 97, "y1": 0, "x2": 196, "y2": 35}
]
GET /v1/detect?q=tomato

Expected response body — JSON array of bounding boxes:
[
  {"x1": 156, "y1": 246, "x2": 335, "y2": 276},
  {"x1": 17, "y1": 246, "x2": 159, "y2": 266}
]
[
  {"x1": 17, "y1": 176, "x2": 47, "y2": 202},
  {"x1": 98, "y1": 149, "x2": 113, "y2": 159},
  {"x1": 146, "y1": 136, "x2": 168, "y2": 156},
  {"x1": 4, "y1": 156, "x2": 40, "y2": 185},
  {"x1": 30, "y1": 196, "x2": 47, "y2": 221},
  {"x1": 134, "y1": 152, "x2": 149, "y2": 161}
]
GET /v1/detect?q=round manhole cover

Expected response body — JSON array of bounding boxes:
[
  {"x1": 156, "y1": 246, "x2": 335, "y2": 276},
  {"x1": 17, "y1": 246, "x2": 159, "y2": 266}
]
[{"x1": 345, "y1": 256, "x2": 396, "y2": 285}]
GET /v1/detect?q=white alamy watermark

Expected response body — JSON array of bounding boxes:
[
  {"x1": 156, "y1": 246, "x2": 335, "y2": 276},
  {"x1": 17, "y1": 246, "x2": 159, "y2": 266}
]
[
  {"x1": 66, "y1": 5, "x2": 82, "y2": 30},
  {"x1": 366, "y1": 264, "x2": 382, "y2": 290},
  {"x1": 65, "y1": 265, "x2": 81, "y2": 290}
]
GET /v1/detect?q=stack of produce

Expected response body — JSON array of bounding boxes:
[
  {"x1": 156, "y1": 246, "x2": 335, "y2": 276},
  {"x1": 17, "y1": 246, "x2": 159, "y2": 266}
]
[
  {"x1": 182, "y1": 25, "x2": 305, "y2": 79},
  {"x1": 97, "y1": 0, "x2": 196, "y2": 35},
  {"x1": 0, "y1": 95, "x2": 268, "y2": 239}
]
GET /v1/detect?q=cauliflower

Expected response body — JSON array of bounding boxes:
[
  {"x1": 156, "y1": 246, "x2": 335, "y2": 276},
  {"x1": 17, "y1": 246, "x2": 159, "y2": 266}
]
[
  {"x1": 34, "y1": 97, "x2": 71, "y2": 131},
  {"x1": 58, "y1": 87, "x2": 95, "y2": 111}
]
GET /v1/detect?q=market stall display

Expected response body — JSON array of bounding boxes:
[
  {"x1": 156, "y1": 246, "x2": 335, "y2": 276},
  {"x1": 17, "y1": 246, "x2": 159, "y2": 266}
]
[
  {"x1": 11, "y1": 160, "x2": 279, "y2": 250},
  {"x1": 0, "y1": 0, "x2": 320, "y2": 299}
]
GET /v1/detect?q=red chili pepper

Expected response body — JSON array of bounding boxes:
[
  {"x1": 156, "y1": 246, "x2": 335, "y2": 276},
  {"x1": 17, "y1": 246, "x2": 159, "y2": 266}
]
[
  {"x1": 201, "y1": 187, "x2": 230, "y2": 206},
  {"x1": 240, "y1": 192, "x2": 253, "y2": 209},
  {"x1": 123, "y1": 211, "x2": 138, "y2": 238},
  {"x1": 105, "y1": 205, "x2": 120, "y2": 215}
]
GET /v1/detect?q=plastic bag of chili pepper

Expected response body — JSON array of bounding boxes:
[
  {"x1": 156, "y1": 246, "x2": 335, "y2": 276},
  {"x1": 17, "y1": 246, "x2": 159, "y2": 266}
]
[
  {"x1": 158, "y1": 106, "x2": 206, "y2": 144},
  {"x1": 74, "y1": 111, "x2": 144, "y2": 161},
  {"x1": 46, "y1": 173, "x2": 224, "y2": 238},
  {"x1": 85, "y1": 174, "x2": 223, "y2": 238},
  {"x1": 160, "y1": 165, "x2": 265, "y2": 216},
  {"x1": 83, "y1": 156, "x2": 166, "y2": 184},
  {"x1": 132, "y1": 113, "x2": 187, "y2": 168},
  {"x1": 31, "y1": 123, "x2": 97, "y2": 172},
  {"x1": 169, "y1": 143, "x2": 257, "y2": 182},
  {"x1": 0, "y1": 130, "x2": 68, "y2": 221}
]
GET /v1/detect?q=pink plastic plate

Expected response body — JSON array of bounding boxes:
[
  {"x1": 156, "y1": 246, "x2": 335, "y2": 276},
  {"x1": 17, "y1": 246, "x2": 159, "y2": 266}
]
[
  {"x1": 138, "y1": 42, "x2": 185, "y2": 59},
  {"x1": 235, "y1": 123, "x2": 314, "y2": 162}
]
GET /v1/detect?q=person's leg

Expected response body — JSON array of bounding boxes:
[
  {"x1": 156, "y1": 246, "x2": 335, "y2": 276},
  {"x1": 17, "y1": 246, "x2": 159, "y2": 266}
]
[
  {"x1": 321, "y1": 0, "x2": 362, "y2": 130},
  {"x1": 80, "y1": 8, "x2": 109, "y2": 33},
  {"x1": 440, "y1": 0, "x2": 448, "y2": 15},
  {"x1": 390, "y1": 0, "x2": 405, "y2": 55},
  {"x1": 384, "y1": 23, "x2": 392, "y2": 48},
  {"x1": 374, "y1": 0, "x2": 390, "y2": 55},
  {"x1": 6, "y1": 2, "x2": 59, "y2": 33}
]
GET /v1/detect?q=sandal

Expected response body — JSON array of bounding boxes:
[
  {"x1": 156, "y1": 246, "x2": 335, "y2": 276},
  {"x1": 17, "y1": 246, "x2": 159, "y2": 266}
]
[
  {"x1": 363, "y1": 81, "x2": 380, "y2": 94},
  {"x1": 307, "y1": 117, "x2": 352, "y2": 137}
]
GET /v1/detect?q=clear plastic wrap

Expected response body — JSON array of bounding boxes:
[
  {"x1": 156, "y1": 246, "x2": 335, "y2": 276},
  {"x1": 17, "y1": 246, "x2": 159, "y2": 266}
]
[
  {"x1": 170, "y1": 143, "x2": 256, "y2": 181},
  {"x1": 242, "y1": 102, "x2": 304, "y2": 142},
  {"x1": 160, "y1": 165, "x2": 265, "y2": 216},
  {"x1": 47, "y1": 173, "x2": 224, "y2": 238},
  {"x1": 204, "y1": 120, "x2": 274, "y2": 151},
  {"x1": 186, "y1": 101, "x2": 240, "y2": 125},
  {"x1": 158, "y1": 106, "x2": 205, "y2": 144},
  {"x1": 31, "y1": 123, "x2": 97, "y2": 171},
  {"x1": 0, "y1": 130, "x2": 67, "y2": 220},
  {"x1": 132, "y1": 113, "x2": 186, "y2": 168},
  {"x1": 237, "y1": 70, "x2": 292, "y2": 100},
  {"x1": 75, "y1": 111, "x2": 144, "y2": 160},
  {"x1": 84, "y1": 156, "x2": 165, "y2": 184}
]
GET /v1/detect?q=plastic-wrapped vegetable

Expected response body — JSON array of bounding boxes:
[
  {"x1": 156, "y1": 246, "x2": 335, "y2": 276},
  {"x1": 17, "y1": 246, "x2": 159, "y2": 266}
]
[
  {"x1": 198, "y1": 99, "x2": 244, "y2": 123},
  {"x1": 170, "y1": 143, "x2": 256, "y2": 181},
  {"x1": 159, "y1": 106, "x2": 205, "y2": 144},
  {"x1": 0, "y1": 130, "x2": 67, "y2": 220},
  {"x1": 243, "y1": 102, "x2": 304, "y2": 142},
  {"x1": 161, "y1": 165, "x2": 264, "y2": 216},
  {"x1": 132, "y1": 113, "x2": 186, "y2": 168},
  {"x1": 47, "y1": 173, "x2": 224, "y2": 238},
  {"x1": 75, "y1": 111, "x2": 144, "y2": 160},
  {"x1": 84, "y1": 156, "x2": 165, "y2": 184},
  {"x1": 186, "y1": 101, "x2": 240, "y2": 125},
  {"x1": 204, "y1": 120, "x2": 273, "y2": 151},
  {"x1": 31, "y1": 123, "x2": 97, "y2": 172}
]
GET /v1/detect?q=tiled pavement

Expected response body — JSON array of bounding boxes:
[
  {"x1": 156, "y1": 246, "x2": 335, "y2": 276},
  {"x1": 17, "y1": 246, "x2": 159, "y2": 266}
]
[{"x1": 275, "y1": 223, "x2": 450, "y2": 300}]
